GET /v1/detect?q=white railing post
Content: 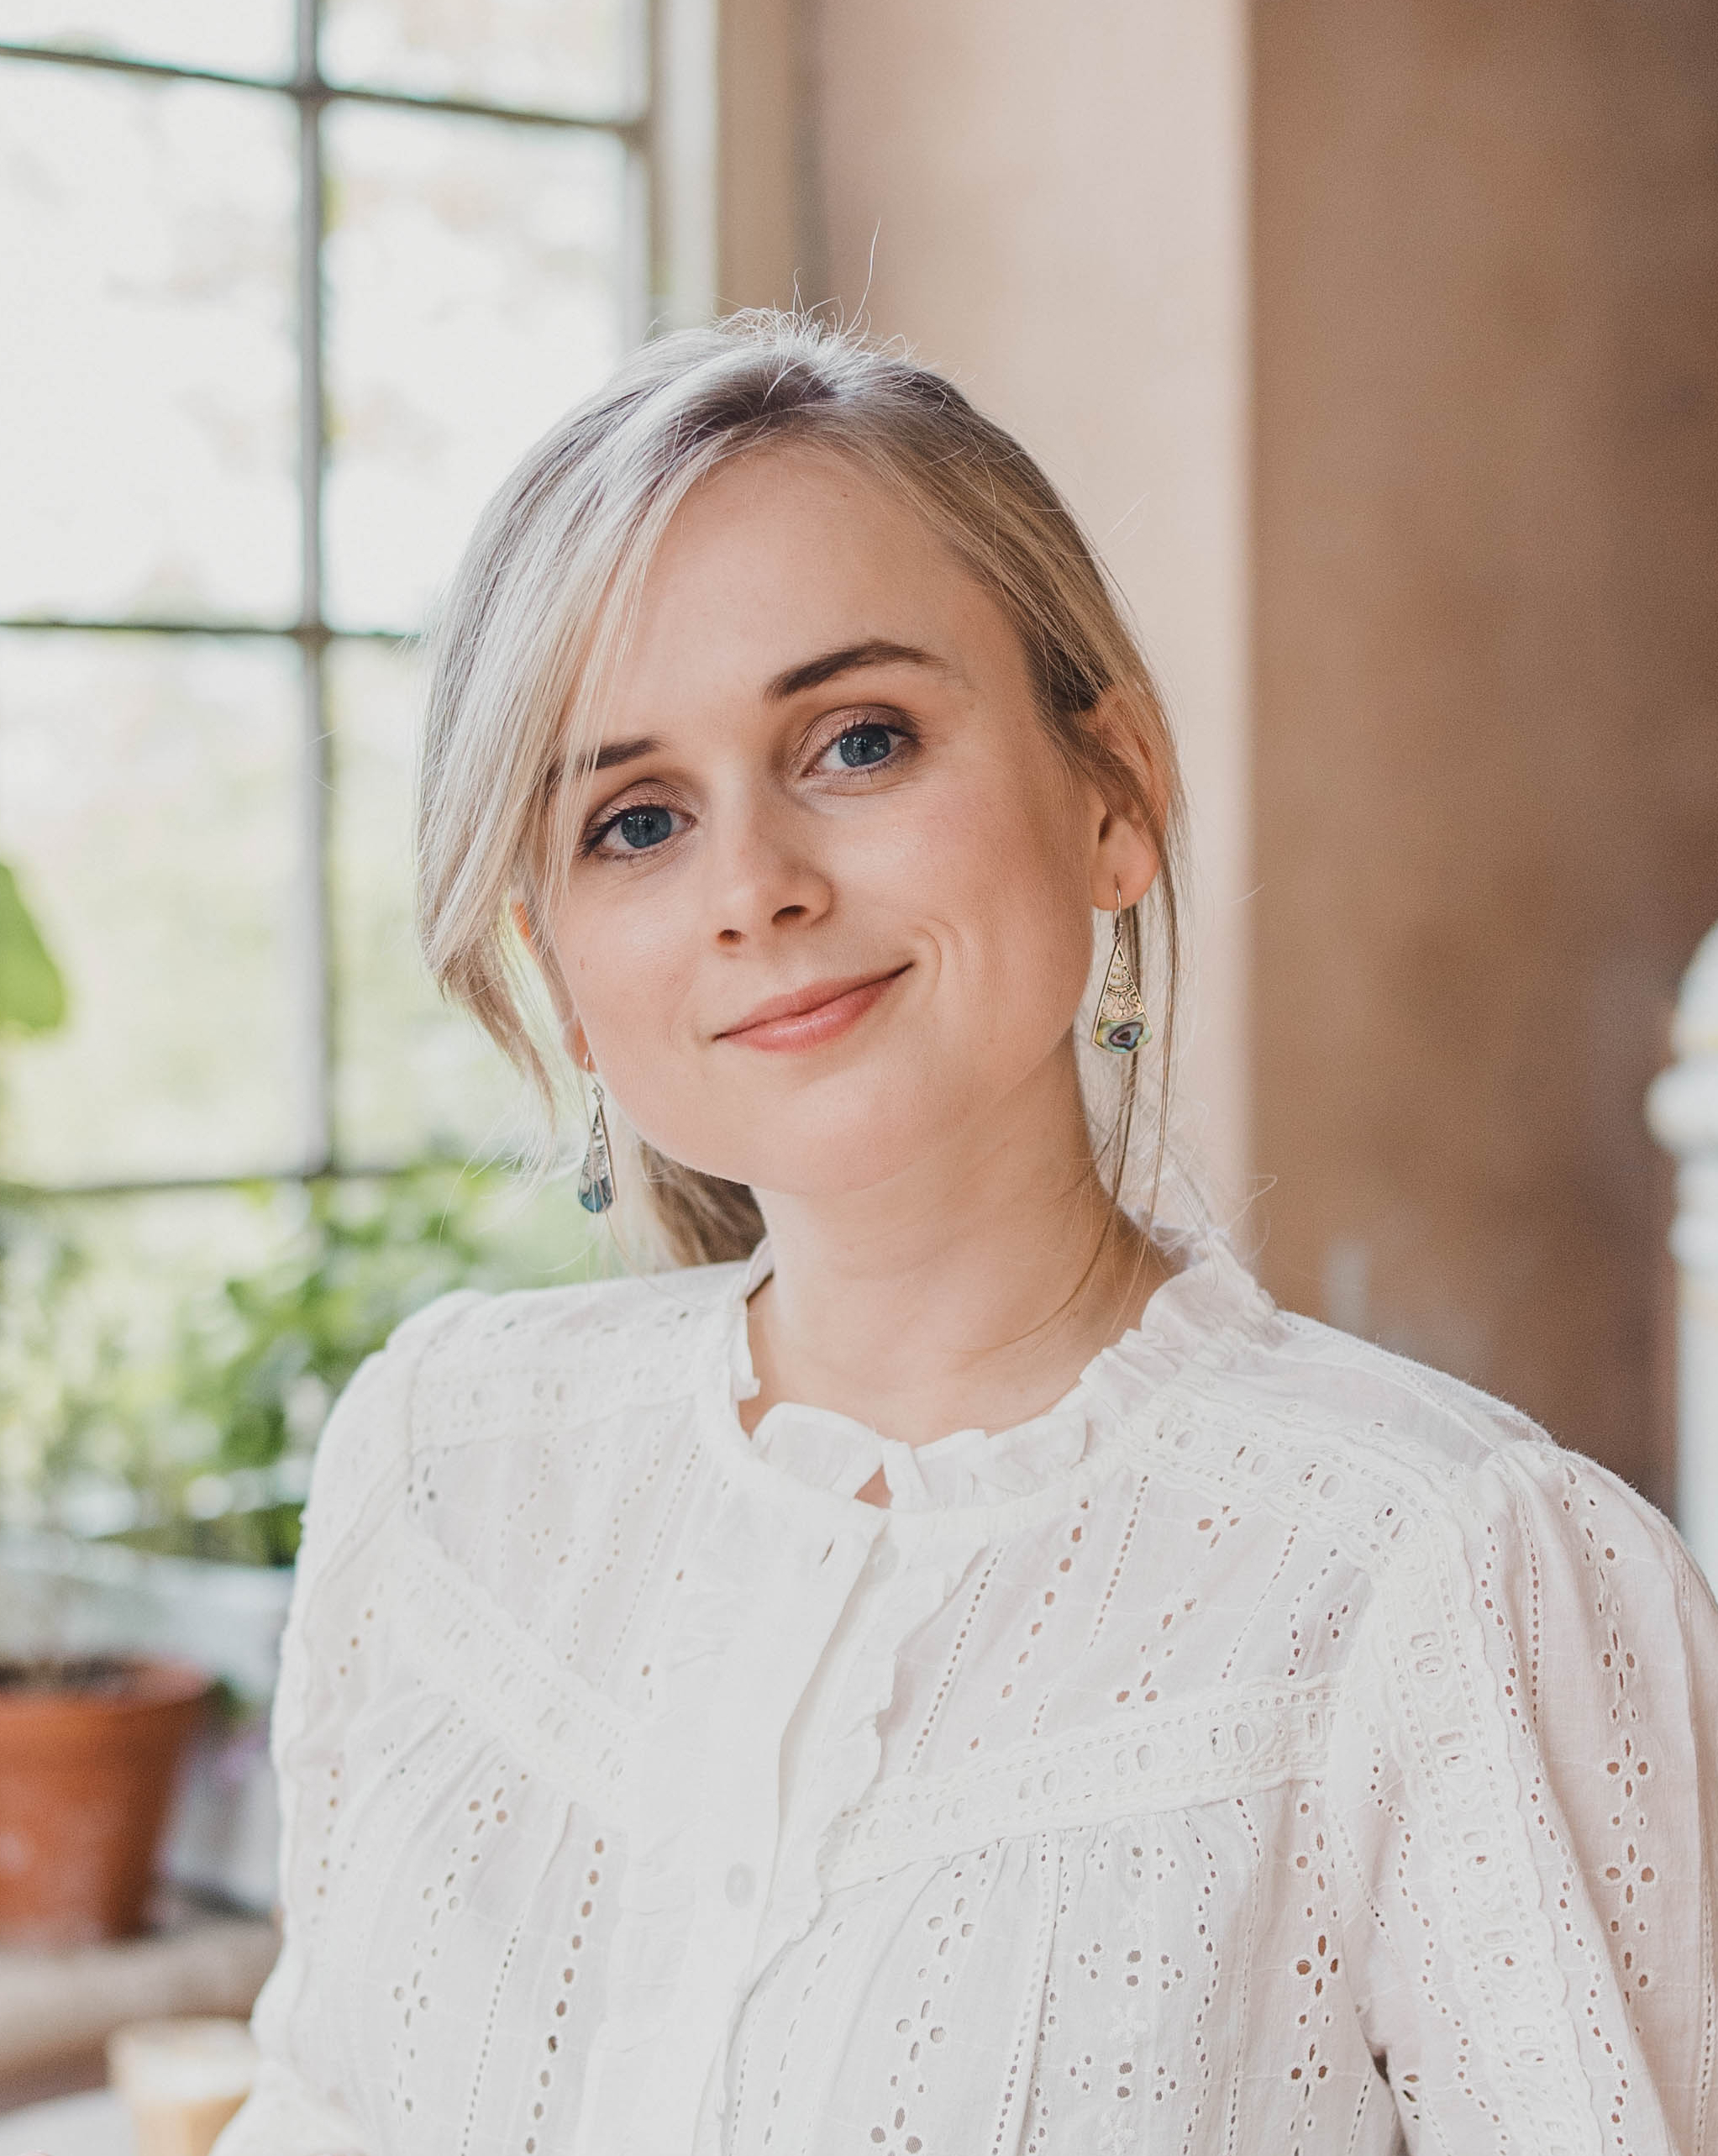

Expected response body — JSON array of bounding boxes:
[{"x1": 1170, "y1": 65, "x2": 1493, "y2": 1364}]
[{"x1": 1647, "y1": 923, "x2": 1718, "y2": 1582}]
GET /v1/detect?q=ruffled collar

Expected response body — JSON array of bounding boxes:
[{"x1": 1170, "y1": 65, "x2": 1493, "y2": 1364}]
[
  {"x1": 746, "y1": 1396, "x2": 1094, "y2": 1511},
  {"x1": 716, "y1": 1224, "x2": 1269, "y2": 1514}
]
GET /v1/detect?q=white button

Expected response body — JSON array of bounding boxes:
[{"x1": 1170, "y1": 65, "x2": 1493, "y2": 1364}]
[
  {"x1": 724, "y1": 1863, "x2": 755, "y2": 1908},
  {"x1": 870, "y1": 1543, "x2": 898, "y2": 1581}
]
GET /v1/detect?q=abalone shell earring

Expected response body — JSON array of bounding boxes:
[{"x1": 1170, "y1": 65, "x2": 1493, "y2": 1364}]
[
  {"x1": 577, "y1": 1067, "x2": 616, "y2": 1214},
  {"x1": 1090, "y1": 882, "x2": 1152, "y2": 1055}
]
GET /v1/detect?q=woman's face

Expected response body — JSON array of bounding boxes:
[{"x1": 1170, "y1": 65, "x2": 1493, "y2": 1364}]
[{"x1": 539, "y1": 446, "x2": 1155, "y2": 1201}]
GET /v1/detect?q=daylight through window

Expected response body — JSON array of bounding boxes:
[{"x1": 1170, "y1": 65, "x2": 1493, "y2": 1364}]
[{"x1": 0, "y1": 0, "x2": 645, "y2": 1193}]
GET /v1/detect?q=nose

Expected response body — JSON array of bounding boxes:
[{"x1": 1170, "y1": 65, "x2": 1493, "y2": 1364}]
[{"x1": 703, "y1": 792, "x2": 833, "y2": 947}]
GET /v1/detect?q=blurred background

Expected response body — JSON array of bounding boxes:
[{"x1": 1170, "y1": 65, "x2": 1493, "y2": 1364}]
[{"x1": 0, "y1": 0, "x2": 1715, "y2": 2129}]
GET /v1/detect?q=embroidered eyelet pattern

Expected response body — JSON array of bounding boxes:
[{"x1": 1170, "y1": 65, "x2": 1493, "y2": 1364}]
[
  {"x1": 250, "y1": 1270, "x2": 1715, "y2": 2156},
  {"x1": 822, "y1": 1679, "x2": 1336, "y2": 1890}
]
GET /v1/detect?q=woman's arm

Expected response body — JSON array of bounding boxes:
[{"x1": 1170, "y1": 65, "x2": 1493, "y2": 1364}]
[
  {"x1": 213, "y1": 1291, "x2": 483, "y2": 2156},
  {"x1": 1329, "y1": 1438, "x2": 1718, "y2": 2154}
]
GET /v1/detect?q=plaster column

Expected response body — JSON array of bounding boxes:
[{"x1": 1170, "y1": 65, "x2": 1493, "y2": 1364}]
[
  {"x1": 811, "y1": 0, "x2": 1254, "y2": 1217},
  {"x1": 1648, "y1": 925, "x2": 1718, "y2": 1579}
]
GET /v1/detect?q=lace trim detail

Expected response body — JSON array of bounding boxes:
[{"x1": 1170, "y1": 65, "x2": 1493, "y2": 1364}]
[
  {"x1": 1112, "y1": 1387, "x2": 1463, "y2": 1575},
  {"x1": 1363, "y1": 1512, "x2": 1605, "y2": 2154},
  {"x1": 821, "y1": 1676, "x2": 1337, "y2": 1890},
  {"x1": 390, "y1": 1519, "x2": 636, "y2": 1812}
]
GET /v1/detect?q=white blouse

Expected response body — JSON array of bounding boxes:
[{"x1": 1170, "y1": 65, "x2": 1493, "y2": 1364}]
[{"x1": 216, "y1": 1230, "x2": 1718, "y2": 2156}]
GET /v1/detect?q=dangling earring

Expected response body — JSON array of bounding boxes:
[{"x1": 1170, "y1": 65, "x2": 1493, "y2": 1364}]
[
  {"x1": 1090, "y1": 881, "x2": 1152, "y2": 1055},
  {"x1": 577, "y1": 1065, "x2": 616, "y2": 1215}
]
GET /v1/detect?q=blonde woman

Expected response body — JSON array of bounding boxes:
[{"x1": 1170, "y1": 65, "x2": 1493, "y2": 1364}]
[{"x1": 218, "y1": 316, "x2": 1716, "y2": 2156}]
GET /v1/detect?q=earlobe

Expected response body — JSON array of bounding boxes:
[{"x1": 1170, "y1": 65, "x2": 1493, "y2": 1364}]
[{"x1": 1091, "y1": 812, "x2": 1160, "y2": 912}]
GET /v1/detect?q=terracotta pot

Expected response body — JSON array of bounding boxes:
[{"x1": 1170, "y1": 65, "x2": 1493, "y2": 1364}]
[{"x1": 0, "y1": 1658, "x2": 213, "y2": 1945}]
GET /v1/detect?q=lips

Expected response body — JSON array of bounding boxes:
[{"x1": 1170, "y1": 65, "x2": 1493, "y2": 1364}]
[{"x1": 716, "y1": 965, "x2": 910, "y2": 1051}]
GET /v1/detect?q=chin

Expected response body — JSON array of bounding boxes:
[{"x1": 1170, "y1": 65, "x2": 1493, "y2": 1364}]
[
  {"x1": 703, "y1": 1136, "x2": 929, "y2": 1203},
  {"x1": 635, "y1": 1049, "x2": 1019, "y2": 1202}
]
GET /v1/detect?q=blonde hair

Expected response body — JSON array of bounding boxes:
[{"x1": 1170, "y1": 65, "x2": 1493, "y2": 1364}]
[{"x1": 417, "y1": 312, "x2": 1187, "y2": 1269}]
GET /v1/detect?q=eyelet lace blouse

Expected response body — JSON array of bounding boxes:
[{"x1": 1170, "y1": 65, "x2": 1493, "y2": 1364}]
[{"x1": 215, "y1": 1230, "x2": 1718, "y2": 2156}]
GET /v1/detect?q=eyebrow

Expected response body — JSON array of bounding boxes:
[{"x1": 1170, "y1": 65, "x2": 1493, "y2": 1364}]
[
  {"x1": 587, "y1": 735, "x2": 661, "y2": 772},
  {"x1": 576, "y1": 640, "x2": 949, "y2": 776},
  {"x1": 765, "y1": 639, "x2": 948, "y2": 702}
]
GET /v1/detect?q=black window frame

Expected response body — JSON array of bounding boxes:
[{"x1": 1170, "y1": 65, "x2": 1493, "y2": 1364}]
[{"x1": 0, "y1": 0, "x2": 650, "y2": 1199}]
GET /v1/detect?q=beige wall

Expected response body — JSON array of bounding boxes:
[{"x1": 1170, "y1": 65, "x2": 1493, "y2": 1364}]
[
  {"x1": 807, "y1": 0, "x2": 1254, "y2": 1213},
  {"x1": 1253, "y1": 3, "x2": 1718, "y2": 1506}
]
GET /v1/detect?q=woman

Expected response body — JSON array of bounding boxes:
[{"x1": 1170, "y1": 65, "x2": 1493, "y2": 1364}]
[{"x1": 219, "y1": 314, "x2": 1716, "y2": 2155}]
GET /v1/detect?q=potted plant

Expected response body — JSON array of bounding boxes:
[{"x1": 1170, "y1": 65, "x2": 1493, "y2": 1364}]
[
  {"x1": 0, "y1": 860, "x2": 218, "y2": 1943},
  {"x1": 0, "y1": 1649, "x2": 212, "y2": 1945},
  {"x1": 0, "y1": 1138, "x2": 602, "y2": 1918}
]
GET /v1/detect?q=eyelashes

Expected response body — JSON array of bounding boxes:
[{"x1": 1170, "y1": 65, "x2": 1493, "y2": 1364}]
[
  {"x1": 584, "y1": 800, "x2": 686, "y2": 857},
  {"x1": 813, "y1": 719, "x2": 907, "y2": 774}
]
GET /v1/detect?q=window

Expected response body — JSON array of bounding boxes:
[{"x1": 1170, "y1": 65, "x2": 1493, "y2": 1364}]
[{"x1": 0, "y1": 0, "x2": 646, "y2": 1193}]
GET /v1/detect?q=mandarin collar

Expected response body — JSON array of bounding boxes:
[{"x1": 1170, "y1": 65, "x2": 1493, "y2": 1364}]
[{"x1": 719, "y1": 1222, "x2": 1261, "y2": 1512}]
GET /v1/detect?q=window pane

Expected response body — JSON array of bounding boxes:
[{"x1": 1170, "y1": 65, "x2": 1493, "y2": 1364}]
[
  {"x1": 323, "y1": 103, "x2": 627, "y2": 633},
  {"x1": 328, "y1": 638, "x2": 530, "y2": 1164},
  {"x1": 0, "y1": 633, "x2": 304, "y2": 1185},
  {"x1": 0, "y1": 0, "x2": 293, "y2": 77},
  {"x1": 321, "y1": 0, "x2": 637, "y2": 119},
  {"x1": 0, "y1": 63, "x2": 299, "y2": 624}
]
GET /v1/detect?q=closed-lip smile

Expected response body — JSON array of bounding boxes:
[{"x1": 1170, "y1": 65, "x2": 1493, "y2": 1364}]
[{"x1": 716, "y1": 965, "x2": 911, "y2": 1052}]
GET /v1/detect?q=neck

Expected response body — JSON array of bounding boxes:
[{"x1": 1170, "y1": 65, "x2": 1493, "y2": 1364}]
[{"x1": 743, "y1": 1043, "x2": 1170, "y2": 1451}]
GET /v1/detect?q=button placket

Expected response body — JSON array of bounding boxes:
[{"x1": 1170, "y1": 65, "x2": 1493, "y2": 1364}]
[
  {"x1": 621, "y1": 1512, "x2": 883, "y2": 2156},
  {"x1": 712, "y1": 1533, "x2": 875, "y2": 1924}
]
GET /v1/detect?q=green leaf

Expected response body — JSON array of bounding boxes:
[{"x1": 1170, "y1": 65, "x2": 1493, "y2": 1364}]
[{"x1": 0, "y1": 863, "x2": 67, "y2": 1036}]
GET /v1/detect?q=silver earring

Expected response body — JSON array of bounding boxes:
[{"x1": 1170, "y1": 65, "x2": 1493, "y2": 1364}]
[
  {"x1": 577, "y1": 1070, "x2": 616, "y2": 1214},
  {"x1": 1090, "y1": 881, "x2": 1151, "y2": 1055}
]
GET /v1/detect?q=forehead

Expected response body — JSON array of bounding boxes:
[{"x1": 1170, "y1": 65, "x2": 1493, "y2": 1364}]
[{"x1": 610, "y1": 444, "x2": 1022, "y2": 711}]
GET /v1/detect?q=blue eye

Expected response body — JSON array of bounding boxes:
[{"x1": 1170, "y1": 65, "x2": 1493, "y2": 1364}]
[
  {"x1": 836, "y1": 725, "x2": 896, "y2": 769},
  {"x1": 614, "y1": 805, "x2": 675, "y2": 849}
]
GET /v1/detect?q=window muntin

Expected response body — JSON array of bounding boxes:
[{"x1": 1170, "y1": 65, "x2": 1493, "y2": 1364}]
[
  {"x1": 0, "y1": 3, "x2": 644, "y2": 1191},
  {"x1": 0, "y1": 2, "x2": 294, "y2": 79},
  {"x1": 320, "y1": 0, "x2": 638, "y2": 122}
]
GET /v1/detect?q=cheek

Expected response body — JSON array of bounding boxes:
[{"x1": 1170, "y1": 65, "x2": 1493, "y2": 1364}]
[
  {"x1": 544, "y1": 898, "x2": 691, "y2": 1075},
  {"x1": 893, "y1": 770, "x2": 1095, "y2": 1037},
  {"x1": 555, "y1": 928, "x2": 720, "y2": 1168}
]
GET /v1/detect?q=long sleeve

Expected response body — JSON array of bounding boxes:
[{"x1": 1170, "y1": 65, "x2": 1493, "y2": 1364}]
[
  {"x1": 1329, "y1": 1435, "x2": 1718, "y2": 2154},
  {"x1": 213, "y1": 1291, "x2": 484, "y2": 2156}
]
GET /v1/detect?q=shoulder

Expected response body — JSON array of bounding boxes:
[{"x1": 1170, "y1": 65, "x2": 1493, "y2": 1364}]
[
  {"x1": 1153, "y1": 1254, "x2": 1693, "y2": 1597},
  {"x1": 1268, "y1": 1309, "x2": 1683, "y2": 1559},
  {"x1": 377, "y1": 1257, "x2": 752, "y2": 1447},
  {"x1": 1179, "y1": 1286, "x2": 1716, "y2": 1782},
  {"x1": 307, "y1": 1258, "x2": 746, "y2": 1491}
]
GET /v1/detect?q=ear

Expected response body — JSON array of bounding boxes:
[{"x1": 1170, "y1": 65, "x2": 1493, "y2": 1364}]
[{"x1": 1082, "y1": 690, "x2": 1164, "y2": 911}]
